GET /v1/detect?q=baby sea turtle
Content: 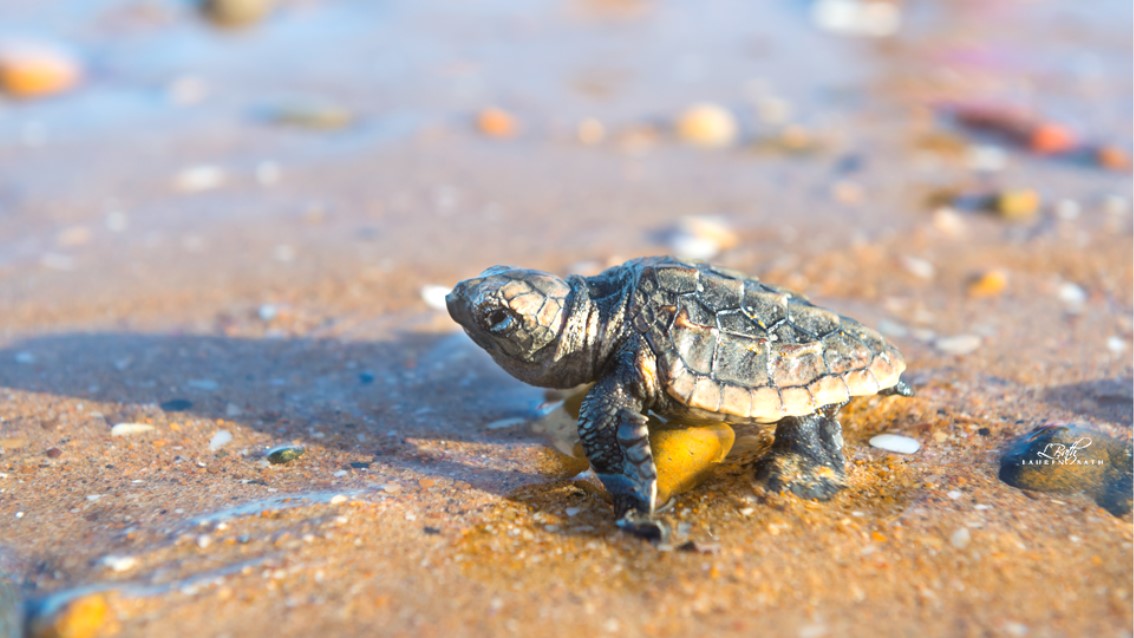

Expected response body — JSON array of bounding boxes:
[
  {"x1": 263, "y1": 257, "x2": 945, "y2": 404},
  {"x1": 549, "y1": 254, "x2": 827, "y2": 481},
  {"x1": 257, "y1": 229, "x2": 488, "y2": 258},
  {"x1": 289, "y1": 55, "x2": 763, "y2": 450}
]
[{"x1": 447, "y1": 256, "x2": 912, "y2": 538}]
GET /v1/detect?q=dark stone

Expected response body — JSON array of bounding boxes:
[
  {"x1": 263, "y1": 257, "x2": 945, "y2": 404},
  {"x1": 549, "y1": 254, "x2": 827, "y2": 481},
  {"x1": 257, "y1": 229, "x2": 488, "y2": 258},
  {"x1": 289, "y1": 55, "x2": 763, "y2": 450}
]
[{"x1": 160, "y1": 398, "x2": 193, "y2": 412}]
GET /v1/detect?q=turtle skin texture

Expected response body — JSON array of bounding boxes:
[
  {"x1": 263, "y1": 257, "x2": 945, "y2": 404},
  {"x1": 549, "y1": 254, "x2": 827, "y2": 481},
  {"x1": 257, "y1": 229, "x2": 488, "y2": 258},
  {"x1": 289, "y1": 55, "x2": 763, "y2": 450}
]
[{"x1": 447, "y1": 256, "x2": 912, "y2": 540}]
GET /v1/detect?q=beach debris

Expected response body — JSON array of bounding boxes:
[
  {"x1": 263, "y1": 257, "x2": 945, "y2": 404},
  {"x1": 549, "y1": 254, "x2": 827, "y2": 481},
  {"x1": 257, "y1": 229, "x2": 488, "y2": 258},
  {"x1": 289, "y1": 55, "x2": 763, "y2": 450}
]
[
  {"x1": 653, "y1": 423, "x2": 735, "y2": 504},
  {"x1": 266, "y1": 445, "x2": 305, "y2": 464},
  {"x1": 200, "y1": 0, "x2": 274, "y2": 28},
  {"x1": 655, "y1": 215, "x2": 739, "y2": 260},
  {"x1": 811, "y1": 0, "x2": 901, "y2": 38},
  {"x1": 110, "y1": 423, "x2": 155, "y2": 437},
  {"x1": 869, "y1": 434, "x2": 921, "y2": 455},
  {"x1": 934, "y1": 334, "x2": 982, "y2": 356},
  {"x1": 967, "y1": 270, "x2": 1008, "y2": 298},
  {"x1": 420, "y1": 285, "x2": 451, "y2": 311},
  {"x1": 208, "y1": 430, "x2": 233, "y2": 451},
  {"x1": 0, "y1": 39, "x2": 82, "y2": 99},
  {"x1": 948, "y1": 104, "x2": 1077, "y2": 155},
  {"x1": 675, "y1": 103, "x2": 738, "y2": 148},
  {"x1": 476, "y1": 107, "x2": 518, "y2": 138},
  {"x1": 999, "y1": 424, "x2": 1132, "y2": 516},
  {"x1": 27, "y1": 592, "x2": 111, "y2": 638},
  {"x1": 946, "y1": 104, "x2": 1130, "y2": 170}
]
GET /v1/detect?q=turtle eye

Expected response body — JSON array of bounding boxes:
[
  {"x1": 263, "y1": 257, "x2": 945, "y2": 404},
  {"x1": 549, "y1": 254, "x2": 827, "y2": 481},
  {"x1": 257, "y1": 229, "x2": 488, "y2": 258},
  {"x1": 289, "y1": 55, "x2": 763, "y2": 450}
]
[{"x1": 483, "y1": 308, "x2": 515, "y2": 333}]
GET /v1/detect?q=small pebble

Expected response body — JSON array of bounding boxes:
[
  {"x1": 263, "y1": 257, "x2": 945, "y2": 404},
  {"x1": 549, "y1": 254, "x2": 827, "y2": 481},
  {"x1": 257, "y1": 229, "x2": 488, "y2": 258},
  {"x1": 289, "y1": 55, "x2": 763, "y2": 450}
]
[
  {"x1": 1057, "y1": 282, "x2": 1087, "y2": 307},
  {"x1": 208, "y1": 430, "x2": 233, "y2": 451},
  {"x1": 110, "y1": 423, "x2": 155, "y2": 436},
  {"x1": 45, "y1": 447, "x2": 62, "y2": 459},
  {"x1": 576, "y1": 118, "x2": 605, "y2": 145},
  {"x1": 99, "y1": 554, "x2": 137, "y2": 573},
  {"x1": 27, "y1": 593, "x2": 108, "y2": 638},
  {"x1": 950, "y1": 527, "x2": 971, "y2": 549},
  {"x1": 991, "y1": 190, "x2": 1040, "y2": 221},
  {"x1": 869, "y1": 434, "x2": 921, "y2": 454},
  {"x1": 174, "y1": 165, "x2": 225, "y2": 193},
  {"x1": 934, "y1": 334, "x2": 982, "y2": 356},
  {"x1": 661, "y1": 215, "x2": 739, "y2": 260},
  {"x1": 476, "y1": 107, "x2": 518, "y2": 138},
  {"x1": 266, "y1": 445, "x2": 305, "y2": 465},
  {"x1": 329, "y1": 494, "x2": 348, "y2": 505},
  {"x1": 1106, "y1": 336, "x2": 1126, "y2": 353},
  {"x1": 200, "y1": 0, "x2": 274, "y2": 27},
  {"x1": 675, "y1": 103, "x2": 738, "y2": 148},
  {"x1": 967, "y1": 270, "x2": 1008, "y2": 298},
  {"x1": 0, "y1": 39, "x2": 82, "y2": 98},
  {"x1": 811, "y1": 0, "x2": 901, "y2": 37},
  {"x1": 160, "y1": 398, "x2": 193, "y2": 412},
  {"x1": 947, "y1": 490, "x2": 963, "y2": 500},
  {"x1": 900, "y1": 256, "x2": 935, "y2": 280},
  {"x1": 966, "y1": 145, "x2": 1008, "y2": 172},
  {"x1": 420, "y1": 285, "x2": 451, "y2": 311}
]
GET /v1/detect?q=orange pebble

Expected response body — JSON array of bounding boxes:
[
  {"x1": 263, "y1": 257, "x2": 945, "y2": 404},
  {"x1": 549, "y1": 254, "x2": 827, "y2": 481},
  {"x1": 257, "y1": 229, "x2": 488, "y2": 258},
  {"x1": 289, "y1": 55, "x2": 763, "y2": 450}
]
[
  {"x1": 967, "y1": 269, "x2": 1008, "y2": 298},
  {"x1": 476, "y1": 107, "x2": 517, "y2": 138},
  {"x1": 1096, "y1": 145, "x2": 1131, "y2": 171},
  {"x1": 0, "y1": 41, "x2": 81, "y2": 98},
  {"x1": 1028, "y1": 123, "x2": 1077, "y2": 155}
]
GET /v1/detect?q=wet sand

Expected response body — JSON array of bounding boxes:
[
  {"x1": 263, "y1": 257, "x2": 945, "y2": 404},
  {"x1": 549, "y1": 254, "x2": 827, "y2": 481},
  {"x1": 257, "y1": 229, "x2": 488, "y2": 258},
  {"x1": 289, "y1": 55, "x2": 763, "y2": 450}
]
[{"x1": 0, "y1": 1, "x2": 1131, "y2": 636}]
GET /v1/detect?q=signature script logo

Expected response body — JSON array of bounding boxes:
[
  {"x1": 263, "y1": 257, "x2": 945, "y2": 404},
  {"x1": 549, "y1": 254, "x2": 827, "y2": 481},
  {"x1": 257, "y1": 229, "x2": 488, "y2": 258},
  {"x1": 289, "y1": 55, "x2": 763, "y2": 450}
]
[{"x1": 1019, "y1": 436, "x2": 1105, "y2": 466}]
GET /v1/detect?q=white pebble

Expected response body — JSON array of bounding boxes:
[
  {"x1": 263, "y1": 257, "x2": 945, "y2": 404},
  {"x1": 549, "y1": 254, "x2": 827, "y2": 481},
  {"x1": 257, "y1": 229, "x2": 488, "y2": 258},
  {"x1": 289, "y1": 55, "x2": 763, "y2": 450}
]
[
  {"x1": 934, "y1": 334, "x2": 982, "y2": 356},
  {"x1": 869, "y1": 433, "x2": 921, "y2": 454},
  {"x1": 208, "y1": 430, "x2": 233, "y2": 451},
  {"x1": 196, "y1": 534, "x2": 212, "y2": 549},
  {"x1": 665, "y1": 215, "x2": 739, "y2": 260},
  {"x1": 966, "y1": 145, "x2": 1007, "y2": 172},
  {"x1": 111, "y1": 423, "x2": 155, "y2": 436},
  {"x1": 1057, "y1": 282, "x2": 1087, "y2": 307},
  {"x1": 421, "y1": 285, "x2": 451, "y2": 311},
  {"x1": 900, "y1": 255, "x2": 935, "y2": 280},
  {"x1": 329, "y1": 494, "x2": 348, "y2": 505},
  {"x1": 950, "y1": 527, "x2": 971, "y2": 549},
  {"x1": 947, "y1": 490, "x2": 963, "y2": 500},
  {"x1": 1107, "y1": 336, "x2": 1126, "y2": 353},
  {"x1": 99, "y1": 554, "x2": 138, "y2": 573},
  {"x1": 175, "y1": 165, "x2": 225, "y2": 192},
  {"x1": 811, "y1": 0, "x2": 901, "y2": 37},
  {"x1": 332, "y1": 470, "x2": 348, "y2": 478}
]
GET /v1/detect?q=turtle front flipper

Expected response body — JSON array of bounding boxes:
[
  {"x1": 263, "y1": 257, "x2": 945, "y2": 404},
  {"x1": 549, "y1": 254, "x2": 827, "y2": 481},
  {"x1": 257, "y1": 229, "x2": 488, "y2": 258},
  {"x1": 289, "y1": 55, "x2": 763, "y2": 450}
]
[
  {"x1": 579, "y1": 376, "x2": 668, "y2": 541},
  {"x1": 755, "y1": 408, "x2": 848, "y2": 501}
]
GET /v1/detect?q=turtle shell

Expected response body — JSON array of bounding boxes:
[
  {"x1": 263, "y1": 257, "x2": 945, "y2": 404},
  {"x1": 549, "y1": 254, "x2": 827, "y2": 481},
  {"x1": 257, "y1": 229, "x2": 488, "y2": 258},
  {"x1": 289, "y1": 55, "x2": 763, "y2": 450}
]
[{"x1": 630, "y1": 257, "x2": 905, "y2": 423}]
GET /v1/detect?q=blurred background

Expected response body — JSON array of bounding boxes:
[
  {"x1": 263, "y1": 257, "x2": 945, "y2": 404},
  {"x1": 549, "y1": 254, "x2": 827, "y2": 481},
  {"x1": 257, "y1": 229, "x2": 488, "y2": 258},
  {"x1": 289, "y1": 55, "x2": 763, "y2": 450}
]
[{"x1": 0, "y1": 0, "x2": 1129, "y2": 329}]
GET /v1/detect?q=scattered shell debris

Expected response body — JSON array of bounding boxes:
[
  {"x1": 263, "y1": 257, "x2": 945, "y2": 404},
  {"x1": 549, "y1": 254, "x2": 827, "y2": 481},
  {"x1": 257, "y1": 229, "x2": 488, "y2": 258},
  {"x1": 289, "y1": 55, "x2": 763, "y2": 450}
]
[
  {"x1": 110, "y1": 423, "x2": 155, "y2": 437},
  {"x1": 868, "y1": 434, "x2": 921, "y2": 455}
]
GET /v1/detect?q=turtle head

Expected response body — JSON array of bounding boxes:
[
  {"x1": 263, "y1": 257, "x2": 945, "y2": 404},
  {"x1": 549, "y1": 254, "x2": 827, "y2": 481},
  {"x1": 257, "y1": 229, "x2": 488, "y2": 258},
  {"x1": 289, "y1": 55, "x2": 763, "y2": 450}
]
[{"x1": 447, "y1": 265, "x2": 585, "y2": 387}]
